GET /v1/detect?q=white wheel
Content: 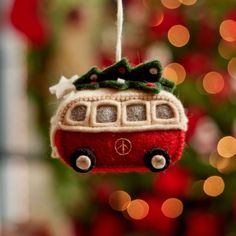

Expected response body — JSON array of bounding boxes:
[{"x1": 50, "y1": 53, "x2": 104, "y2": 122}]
[
  {"x1": 151, "y1": 155, "x2": 166, "y2": 170},
  {"x1": 76, "y1": 155, "x2": 91, "y2": 171}
]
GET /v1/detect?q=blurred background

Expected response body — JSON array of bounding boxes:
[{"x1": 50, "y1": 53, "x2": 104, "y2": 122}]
[{"x1": 1, "y1": 0, "x2": 236, "y2": 235}]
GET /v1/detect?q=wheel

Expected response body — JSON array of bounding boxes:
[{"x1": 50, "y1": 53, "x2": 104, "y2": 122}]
[
  {"x1": 70, "y1": 148, "x2": 96, "y2": 173},
  {"x1": 144, "y1": 148, "x2": 170, "y2": 172}
]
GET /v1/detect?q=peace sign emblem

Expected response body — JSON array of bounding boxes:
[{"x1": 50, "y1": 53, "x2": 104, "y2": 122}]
[{"x1": 115, "y1": 138, "x2": 132, "y2": 156}]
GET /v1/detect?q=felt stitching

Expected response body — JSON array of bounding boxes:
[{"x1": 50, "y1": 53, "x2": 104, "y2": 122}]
[
  {"x1": 50, "y1": 89, "x2": 188, "y2": 156},
  {"x1": 57, "y1": 123, "x2": 185, "y2": 132},
  {"x1": 54, "y1": 129, "x2": 185, "y2": 171},
  {"x1": 51, "y1": 89, "x2": 187, "y2": 133},
  {"x1": 114, "y1": 138, "x2": 132, "y2": 156}
]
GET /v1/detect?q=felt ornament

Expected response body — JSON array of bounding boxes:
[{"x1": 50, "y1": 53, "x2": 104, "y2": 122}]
[
  {"x1": 50, "y1": 59, "x2": 188, "y2": 173},
  {"x1": 49, "y1": 0, "x2": 188, "y2": 173}
]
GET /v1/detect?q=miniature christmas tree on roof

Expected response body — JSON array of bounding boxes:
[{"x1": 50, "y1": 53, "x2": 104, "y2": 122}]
[{"x1": 73, "y1": 58, "x2": 175, "y2": 94}]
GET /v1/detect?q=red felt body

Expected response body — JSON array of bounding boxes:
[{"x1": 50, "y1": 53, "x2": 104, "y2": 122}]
[{"x1": 54, "y1": 129, "x2": 186, "y2": 172}]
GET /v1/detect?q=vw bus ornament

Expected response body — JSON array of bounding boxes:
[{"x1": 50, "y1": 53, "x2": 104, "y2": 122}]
[{"x1": 50, "y1": 59, "x2": 188, "y2": 173}]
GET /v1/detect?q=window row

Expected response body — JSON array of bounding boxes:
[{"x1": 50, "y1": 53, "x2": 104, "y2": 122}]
[{"x1": 65, "y1": 100, "x2": 177, "y2": 126}]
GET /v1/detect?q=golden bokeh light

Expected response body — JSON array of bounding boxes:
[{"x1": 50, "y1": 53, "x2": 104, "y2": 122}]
[
  {"x1": 209, "y1": 152, "x2": 231, "y2": 172},
  {"x1": 216, "y1": 158, "x2": 230, "y2": 172},
  {"x1": 161, "y1": 0, "x2": 181, "y2": 9},
  {"x1": 203, "y1": 176, "x2": 225, "y2": 197},
  {"x1": 218, "y1": 40, "x2": 236, "y2": 59},
  {"x1": 163, "y1": 63, "x2": 186, "y2": 84},
  {"x1": 217, "y1": 136, "x2": 236, "y2": 158},
  {"x1": 163, "y1": 67, "x2": 178, "y2": 83},
  {"x1": 228, "y1": 57, "x2": 236, "y2": 79},
  {"x1": 219, "y1": 20, "x2": 236, "y2": 42},
  {"x1": 179, "y1": 0, "x2": 197, "y2": 5},
  {"x1": 168, "y1": 25, "x2": 190, "y2": 47},
  {"x1": 218, "y1": 158, "x2": 236, "y2": 174},
  {"x1": 202, "y1": 71, "x2": 225, "y2": 94},
  {"x1": 161, "y1": 198, "x2": 183, "y2": 218},
  {"x1": 109, "y1": 190, "x2": 131, "y2": 211},
  {"x1": 126, "y1": 199, "x2": 149, "y2": 220},
  {"x1": 209, "y1": 152, "x2": 220, "y2": 168}
]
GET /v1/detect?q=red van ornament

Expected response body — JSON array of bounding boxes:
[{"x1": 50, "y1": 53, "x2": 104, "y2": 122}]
[{"x1": 50, "y1": 59, "x2": 188, "y2": 173}]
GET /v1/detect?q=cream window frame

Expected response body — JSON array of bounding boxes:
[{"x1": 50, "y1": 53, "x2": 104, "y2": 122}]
[
  {"x1": 91, "y1": 100, "x2": 121, "y2": 127},
  {"x1": 122, "y1": 100, "x2": 151, "y2": 126},
  {"x1": 151, "y1": 101, "x2": 179, "y2": 125},
  {"x1": 64, "y1": 101, "x2": 91, "y2": 126}
]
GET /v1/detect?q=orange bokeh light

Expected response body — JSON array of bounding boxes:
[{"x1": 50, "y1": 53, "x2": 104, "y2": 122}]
[
  {"x1": 168, "y1": 25, "x2": 190, "y2": 47},
  {"x1": 202, "y1": 71, "x2": 225, "y2": 94},
  {"x1": 209, "y1": 152, "x2": 231, "y2": 172},
  {"x1": 126, "y1": 199, "x2": 149, "y2": 220},
  {"x1": 203, "y1": 176, "x2": 225, "y2": 197},
  {"x1": 218, "y1": 40, "x2": 236, "y2": 59},
  {"x1": 161, "y1": 0, "x2": 181, "y2": 9},
  {"x1": 163, "y1": 67, "x2": 178, "y2": 83},
  {"x1": 179, "y1": 0, "x2": 197, "y2": 5},
  {"x1": 219, "y1": 20, "x2": 236, "y2": 42},
  {"x1": 217, "y1": 136, "x2": 236, "y2": 158},
  {"x1": 163, "y1": 63, "x2": 186, "y2": 84},
  {"x1": 109, "y1": 190, "x2": 131, "y2": 211},
  {"x1": 228, "y1": 57, "x2": 236, "y2": 79},
  {"x1": 161, "y1": 198, "x2": 183, "y2": 218}
]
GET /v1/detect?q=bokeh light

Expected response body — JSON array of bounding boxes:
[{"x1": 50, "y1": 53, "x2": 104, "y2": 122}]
[
  {"x1": 228, "y1": 57, "x2": 236, "y2": 79},
  {"x1": 163, "y1": 67, "x2": 178, "y2": 83},
  {"x1": 168, "y1": 25, "x2": 190, "y2": 47},
  {"x1": 126, "y1": 199, "x2": 149, "y2": 220},
  {"x1": 202, "y1": 71, "x2": 225, "y2": 94},
  {"x1": 161, "y1": 0, "x2": 181, "y2": 9},
  {"x1": 209, "y1": 152, "x2": 231, "y2": 173},
  {"x1": 203, "y1": 176, "x2": 225, "y2": 197},
  {"x1": 179, "y1": 0, "x2": 197, "y2": 5},
  {"x1": 218, "y1": 40, "x2": 236, "y2": 59},
  {"x1": 161, "y1": 198, "x2": 183, "y2": 218},
  {"x1": 209, "y1": 152, "x2": 221, "y2": 168},
  {"x1": 217, "y1": 136, "x2": 236, "y2": 158},
  {"x1": 109, "y1": 190, "x2": 131, "y2": 211},
  {"x1": 163, "y1": 63, "x2": 186, "y2": 84},
  {"x1": 216, "y1": 158, "x2": 231, "y2": 172},
  {"x1": 150, "y1": 11, "x2": 164, "y2": 27},
  {"x1": 219, "y1": 20, "x2": 236, "y2": 42}
]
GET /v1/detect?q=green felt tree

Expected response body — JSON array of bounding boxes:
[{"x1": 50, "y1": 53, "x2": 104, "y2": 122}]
[{"x1": 73, "y1": 58, "x2": 175, "y2": 93}]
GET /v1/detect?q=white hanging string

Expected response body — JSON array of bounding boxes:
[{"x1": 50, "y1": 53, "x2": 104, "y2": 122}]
[{"x1": 116, "y1": 0, "x2": 123, "y2": 62}]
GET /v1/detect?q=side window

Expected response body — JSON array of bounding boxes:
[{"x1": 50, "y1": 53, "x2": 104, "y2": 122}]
[
  {"x1": 70, "y1": 105, "x2": 87, "y2": 121},
  {"x1": 156, "y1": 104, "x2": 174, "y2": 119},
  {"x1": 96, "y1": 105, "x2": 117, "y2": 123},
  {"x1": 127, "y1": 104, "x2": 146, "y2": 121}
]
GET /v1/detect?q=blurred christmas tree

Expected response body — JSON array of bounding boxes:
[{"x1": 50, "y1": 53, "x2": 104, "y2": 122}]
[{"x1": 10, "y1": 0, "x2": 236, "y2": 235}]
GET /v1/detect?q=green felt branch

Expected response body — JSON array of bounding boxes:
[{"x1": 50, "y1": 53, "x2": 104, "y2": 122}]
[{"x1": 73, "y1": 58, "x2": 175, "y2": 94}]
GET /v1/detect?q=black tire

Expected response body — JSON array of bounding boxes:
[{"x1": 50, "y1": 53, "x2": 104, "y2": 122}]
[
  {"x1": 70, "y1": 148, "x2": 96, "y2": 173},
  {"x1": 144, "y1": 148, "x2": 170, "y2": 172}
]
